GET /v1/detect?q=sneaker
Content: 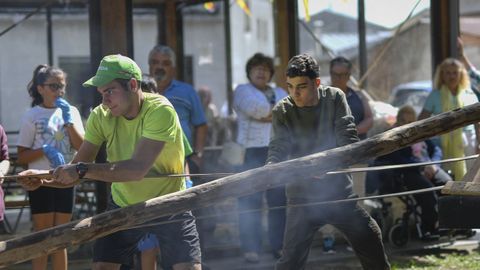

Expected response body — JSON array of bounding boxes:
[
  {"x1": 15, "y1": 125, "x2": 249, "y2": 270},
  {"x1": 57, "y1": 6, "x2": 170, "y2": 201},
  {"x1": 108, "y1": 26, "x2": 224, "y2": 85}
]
[
  {"x1": 244, "y1": 252, "x2": 260, "y2": 263},
  {"x1": 322, "y1": 237, "x2": 336, "y2": 254},
  {"x1": 272, "y1": 249, "x2": 282, "y2": 259},
  {"x1": 346, "y1": 245, "x2": 353, "y2": 252},
  {"x1": 421, "y1": 231, "x2": 440, "y2": 242}
]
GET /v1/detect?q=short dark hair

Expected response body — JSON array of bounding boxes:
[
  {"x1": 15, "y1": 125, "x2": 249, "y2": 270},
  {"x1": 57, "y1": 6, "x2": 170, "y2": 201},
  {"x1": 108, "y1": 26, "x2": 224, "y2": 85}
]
[
  {"x1": 330, "y1": 56, "x2": 352, "y2": 71},
  {"x1": 245, "y1": 53, "x2": 275, "y2": 81},
  {"x1": 115, "y1": 78, "x2": 133, "y2": 91},
  {"x1": 285, "y1": 54, "x2": 319, "y2": 79},
  {"x1": 141, "y1": 74, "x2": 157, "y2": 93}
]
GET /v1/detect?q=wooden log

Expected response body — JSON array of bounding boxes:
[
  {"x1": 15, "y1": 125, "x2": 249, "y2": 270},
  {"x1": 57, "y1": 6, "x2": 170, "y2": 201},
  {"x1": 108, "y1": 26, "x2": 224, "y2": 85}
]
[
  {"x1": 442, "y1": 156, "x2": 480, "y2": 195},
  {"x1": 1, "y1": 104, "x2": 480, "y2": 267}
]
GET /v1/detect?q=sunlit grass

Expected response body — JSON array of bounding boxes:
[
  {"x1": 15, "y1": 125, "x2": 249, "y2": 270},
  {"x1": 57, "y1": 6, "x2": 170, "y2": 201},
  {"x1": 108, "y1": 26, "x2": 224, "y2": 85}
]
[{"x1": 391, "y1": 251, "x2": 480, "y2": 270}]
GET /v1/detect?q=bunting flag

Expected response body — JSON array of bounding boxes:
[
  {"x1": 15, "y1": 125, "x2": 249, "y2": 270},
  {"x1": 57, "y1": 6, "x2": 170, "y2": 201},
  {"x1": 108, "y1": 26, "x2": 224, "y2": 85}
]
[
  {"x1": 303, "y1": 0, "x2": 310, "y2": 22},
  {"x1": 203, "y1": 2, "x2": 215, "y2": 12},
  {"x1": 236, "y1": 0, "x2": 251, "y2": 16}
]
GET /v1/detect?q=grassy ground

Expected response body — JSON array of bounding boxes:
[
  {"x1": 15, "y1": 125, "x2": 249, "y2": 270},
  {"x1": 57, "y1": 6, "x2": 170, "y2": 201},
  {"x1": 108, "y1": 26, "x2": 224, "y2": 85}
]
[{"x1": 391, "y1": 249, "x2": 480, "y2": 270}]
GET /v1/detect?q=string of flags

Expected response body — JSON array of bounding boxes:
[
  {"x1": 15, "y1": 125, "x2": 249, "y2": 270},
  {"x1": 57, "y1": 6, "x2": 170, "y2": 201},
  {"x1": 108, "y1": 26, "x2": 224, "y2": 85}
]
[{"x1": 203, "y1": 0, "x2": 349, "y2": 21}]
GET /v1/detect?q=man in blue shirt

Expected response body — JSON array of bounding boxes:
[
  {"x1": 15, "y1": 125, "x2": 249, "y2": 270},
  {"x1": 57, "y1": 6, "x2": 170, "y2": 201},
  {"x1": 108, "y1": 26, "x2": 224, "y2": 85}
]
[
  {"x1": 148, "y1": 45, "x2": 208, "y2": 171},
  {"x1": 147, "y1": 46, "x2": 211, "y2": 259}
]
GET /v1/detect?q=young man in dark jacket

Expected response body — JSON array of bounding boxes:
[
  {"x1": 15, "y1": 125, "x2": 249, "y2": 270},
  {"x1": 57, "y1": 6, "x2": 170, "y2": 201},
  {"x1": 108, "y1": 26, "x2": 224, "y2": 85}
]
[{"x1": 267, "y1": 54, "x2": 390, "y2": 270}]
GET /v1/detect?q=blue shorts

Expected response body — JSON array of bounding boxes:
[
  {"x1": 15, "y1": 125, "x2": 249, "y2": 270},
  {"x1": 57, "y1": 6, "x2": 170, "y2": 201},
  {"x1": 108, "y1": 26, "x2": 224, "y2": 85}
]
[{"x1": 93, "y1": 197, "x2": 201, "y2": 268}]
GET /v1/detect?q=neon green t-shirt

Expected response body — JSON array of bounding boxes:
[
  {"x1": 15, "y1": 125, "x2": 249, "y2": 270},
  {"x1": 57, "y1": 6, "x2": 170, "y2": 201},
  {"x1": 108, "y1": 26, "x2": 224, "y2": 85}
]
[{"x1": 85, "y1": 93, "x2": 185, "y2": 207}]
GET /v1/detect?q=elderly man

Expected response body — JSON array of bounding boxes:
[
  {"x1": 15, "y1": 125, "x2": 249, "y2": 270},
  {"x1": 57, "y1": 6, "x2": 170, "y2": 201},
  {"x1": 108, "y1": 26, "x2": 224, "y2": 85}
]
[{"x1": 148, "y1": 45, "x2": 207, "y2": 172}]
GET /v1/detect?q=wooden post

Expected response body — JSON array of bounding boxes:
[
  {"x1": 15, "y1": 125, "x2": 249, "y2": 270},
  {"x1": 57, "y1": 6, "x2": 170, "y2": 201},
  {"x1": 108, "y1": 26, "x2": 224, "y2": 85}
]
[
  {"x1": 163, "y1": 1, "x2": 184, "y2": 81},
  {"x1": 1, "y1": 104, "x2": 480, "y2": 267},
  {"x1": 430, "y1": 0, "x2": 459, "y2": 75},
  {"x1": 274, "y1": 0, "x2": 298, "y2": 90},
  {"x1": 442, "y1": 158, "x2": 480, "y2": 195},
  {"x1": 87, "y1": 0, "x2": 133, "y2": 213}
]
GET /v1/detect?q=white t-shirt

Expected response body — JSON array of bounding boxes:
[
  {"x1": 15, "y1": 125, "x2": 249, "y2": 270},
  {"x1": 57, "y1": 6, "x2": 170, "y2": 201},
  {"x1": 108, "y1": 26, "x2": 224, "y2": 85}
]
[{"x1": 17, "y1": 105, "x2": 85, "y2": 170}]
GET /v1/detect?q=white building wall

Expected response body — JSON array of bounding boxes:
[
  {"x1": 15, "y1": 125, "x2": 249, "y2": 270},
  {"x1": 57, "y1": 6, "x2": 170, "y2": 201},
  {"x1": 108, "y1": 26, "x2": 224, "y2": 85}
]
[
  {"x1": 0, "y1": 2, "x2": 276, "y2": 132},
  {"x1": 230, "y1": 0, "x2": 275, "y2": 88},
  {"x1": 0, "y1": 15, "x2": 50, "y2": 132}
]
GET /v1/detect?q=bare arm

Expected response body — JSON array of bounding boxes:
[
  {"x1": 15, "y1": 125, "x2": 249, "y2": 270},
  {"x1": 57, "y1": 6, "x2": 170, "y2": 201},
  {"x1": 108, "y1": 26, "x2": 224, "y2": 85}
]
[
  {"x1": 190, "y1": 124, "x2": 208, "y2": 168},
  {"x1": 64, "y1": 124, "x2": 84, "y2": 151},
  {"x1": 53, "y1": 137, "x2": 165, "y2": 185},
  {"x1": 17, "y1": 141, "x2": 101, "y2": 189},
  {"x1": 458, "y1": 37, "x2": 474, "y2": 70},
  {"x1": 16, "y1": 146, "x2": 44, "y2": 165},
  {"x1": 356, "y1": 91, "x2": 374, "y2": 135}
]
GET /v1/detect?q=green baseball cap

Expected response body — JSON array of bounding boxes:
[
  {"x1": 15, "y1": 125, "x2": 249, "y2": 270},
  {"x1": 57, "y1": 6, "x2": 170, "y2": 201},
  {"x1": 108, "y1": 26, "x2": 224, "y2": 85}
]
[{"x1": 83, "y1": 54, "x2": 142, "y2": 88}]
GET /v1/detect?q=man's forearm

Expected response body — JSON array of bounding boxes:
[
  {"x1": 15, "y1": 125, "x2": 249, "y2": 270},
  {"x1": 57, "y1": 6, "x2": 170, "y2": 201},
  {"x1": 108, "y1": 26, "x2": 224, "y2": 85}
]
[
  {"x1": 194, "y1": 124, "x2": 208, "y2": 154},
  {"x1": 83, "y1": 160, "x2": 149, "y2": 183}
]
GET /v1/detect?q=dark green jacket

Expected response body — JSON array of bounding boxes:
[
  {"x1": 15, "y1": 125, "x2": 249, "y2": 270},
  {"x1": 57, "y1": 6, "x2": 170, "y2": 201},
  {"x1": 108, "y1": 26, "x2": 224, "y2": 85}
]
[{"x1": 267, "y1": 86, "x2": 359, "y2": 202}]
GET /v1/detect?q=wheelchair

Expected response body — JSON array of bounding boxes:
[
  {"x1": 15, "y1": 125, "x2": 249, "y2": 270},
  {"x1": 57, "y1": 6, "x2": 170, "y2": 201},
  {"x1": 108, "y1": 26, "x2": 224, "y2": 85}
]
[
  {"x1": 366, "y1": 163, "x2": 477, "y2": 247},
  {"x1": 366, "y1": 171, "x2": 424, "y2": 247}
]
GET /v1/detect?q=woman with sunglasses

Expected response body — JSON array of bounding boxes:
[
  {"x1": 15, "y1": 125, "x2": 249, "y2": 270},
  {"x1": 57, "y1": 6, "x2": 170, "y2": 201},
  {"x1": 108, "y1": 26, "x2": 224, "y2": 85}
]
[{"x1": 17, "y1": 64, "x2": 84, "y2": 270}]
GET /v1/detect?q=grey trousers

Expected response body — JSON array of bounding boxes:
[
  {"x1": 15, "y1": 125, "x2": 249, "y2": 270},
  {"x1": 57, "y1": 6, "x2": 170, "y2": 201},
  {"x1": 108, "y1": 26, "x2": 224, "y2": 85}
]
[{"x1": 275, "y1": 201, "x2": 390, "y2": 270}]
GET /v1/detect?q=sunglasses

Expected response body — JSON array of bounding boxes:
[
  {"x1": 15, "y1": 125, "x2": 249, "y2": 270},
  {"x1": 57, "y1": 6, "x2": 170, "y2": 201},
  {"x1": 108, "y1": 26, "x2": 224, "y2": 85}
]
[{"x1": 42, "y1": 83, "x2": 65, "y2": 91}]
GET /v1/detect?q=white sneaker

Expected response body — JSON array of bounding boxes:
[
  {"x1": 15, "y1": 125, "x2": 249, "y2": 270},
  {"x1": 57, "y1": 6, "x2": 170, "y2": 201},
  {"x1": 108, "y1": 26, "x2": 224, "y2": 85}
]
[
  {"x1": 244, "y1": 252, "x2": 260, "y2": 263},
  {"x1": 323, "y1": 249, "x2": 337, "y2": 255}
]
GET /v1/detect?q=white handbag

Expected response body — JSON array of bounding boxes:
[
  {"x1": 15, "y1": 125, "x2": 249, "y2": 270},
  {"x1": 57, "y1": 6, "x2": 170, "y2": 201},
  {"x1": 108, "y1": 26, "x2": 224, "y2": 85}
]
[{"x1": 219, "y1": 141, "x2": 246, "y2": 166}]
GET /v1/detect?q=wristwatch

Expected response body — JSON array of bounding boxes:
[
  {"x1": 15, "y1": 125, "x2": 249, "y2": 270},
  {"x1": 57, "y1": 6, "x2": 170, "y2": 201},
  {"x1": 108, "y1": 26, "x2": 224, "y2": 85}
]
[{"x1": 76, "y1": 162, "x2": 88, "y2": 179}]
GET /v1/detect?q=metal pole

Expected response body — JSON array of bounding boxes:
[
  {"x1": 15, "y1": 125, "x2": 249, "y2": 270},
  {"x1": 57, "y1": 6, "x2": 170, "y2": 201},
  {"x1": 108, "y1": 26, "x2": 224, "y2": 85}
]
[
  {"x1": 224, "y1": 0, "x2": 233, "y2": 114},
  {"x1": 46, "y1": 6, "x2": 53, "y2": 65},
  {"x1": 357, "y1": 0, "x2": 367, "y2": 88}
]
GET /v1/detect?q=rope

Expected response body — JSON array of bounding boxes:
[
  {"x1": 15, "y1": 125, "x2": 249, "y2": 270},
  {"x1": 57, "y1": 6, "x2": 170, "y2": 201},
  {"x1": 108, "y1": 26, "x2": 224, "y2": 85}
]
[
  {"x1": 328, "y1": 154, "x2": 479, "y2": 175},
  {"x1": 357, "y1": 0, "x2": 423, "y2": 87},
  {"x1": 4, "y1": 154, "x2": 477, "y2": 181},
  {"x1": 128, "y1": 185, "x2": 444, "y2": 230},
  {"x1": 296, "y1": 0, "x2": 424, "y2": 91}
]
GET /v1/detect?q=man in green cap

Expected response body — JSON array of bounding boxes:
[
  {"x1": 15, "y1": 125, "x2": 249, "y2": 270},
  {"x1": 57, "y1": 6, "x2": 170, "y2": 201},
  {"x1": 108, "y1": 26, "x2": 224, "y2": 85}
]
[{"x1": 21, "y1": 54, "x2": 202, "y2": 270}]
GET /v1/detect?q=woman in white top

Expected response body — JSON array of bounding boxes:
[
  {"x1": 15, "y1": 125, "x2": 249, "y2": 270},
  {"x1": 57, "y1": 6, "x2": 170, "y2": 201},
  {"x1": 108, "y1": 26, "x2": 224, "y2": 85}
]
[
  {"x1": 17, "y1": 65, "x2": 84, "y2": 270},
  {"x1": 233, "y1": 53, "x2": 288, "y2": 263}
]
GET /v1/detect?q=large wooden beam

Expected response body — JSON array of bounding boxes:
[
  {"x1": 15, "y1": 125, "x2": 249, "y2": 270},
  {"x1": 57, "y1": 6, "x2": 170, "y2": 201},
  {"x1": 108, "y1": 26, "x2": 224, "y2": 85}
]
[{"x1": 1, "y1": 104, "x2": 480, "y2": 267}]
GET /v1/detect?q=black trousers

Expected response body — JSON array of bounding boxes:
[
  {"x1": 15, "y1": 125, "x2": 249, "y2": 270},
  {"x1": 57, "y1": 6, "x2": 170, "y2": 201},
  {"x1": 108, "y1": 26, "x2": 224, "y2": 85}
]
[{"x1": 276, "y1": 202, "x2": 390, "y2": 270}]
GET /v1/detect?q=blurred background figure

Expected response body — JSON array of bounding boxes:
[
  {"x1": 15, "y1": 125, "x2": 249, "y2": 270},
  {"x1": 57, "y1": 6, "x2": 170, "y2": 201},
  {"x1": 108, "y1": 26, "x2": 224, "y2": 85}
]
[
  {"x1": 419, "y1": 58, "x2": 479, "y2": 181},
  {"x1": 0, "y1": 124, "x2": 9, "y2": 234},
  {"x1": 322, "y1": 56, "x2": 374, "y2": 254},
  {"x1": 198, "y1": 86, "x2": 220, "y2": 147},
  {"x1": 375, "y1": 105, "x2": 452, "y2": 240},
  {"x1": 233, "y1": 52, "x2": 288, "y2": 263},
  {"x1": 17, "y1": 64, "x2": 85, "y2": 270},
  {"x1": 329, "y1": 56, "x2": 373, "y2": 140},
  {"x1": 141, "y1": 73, "x2": 158, "y2": 93}
]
